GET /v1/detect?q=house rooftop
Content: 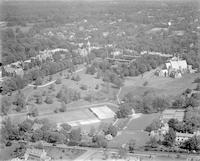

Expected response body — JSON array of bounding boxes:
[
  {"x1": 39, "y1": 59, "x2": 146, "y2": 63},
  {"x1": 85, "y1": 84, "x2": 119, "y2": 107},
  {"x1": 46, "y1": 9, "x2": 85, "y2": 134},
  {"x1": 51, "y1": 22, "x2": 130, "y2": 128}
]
[{"x1": 176, "y1": 132, "x2": 194, "y2": 138}]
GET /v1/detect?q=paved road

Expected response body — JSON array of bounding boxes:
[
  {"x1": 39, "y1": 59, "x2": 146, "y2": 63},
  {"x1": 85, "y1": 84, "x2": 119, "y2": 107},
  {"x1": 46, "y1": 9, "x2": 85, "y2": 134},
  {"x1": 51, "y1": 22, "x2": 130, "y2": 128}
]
[
  {"x1": 28, "y1": 80, "x2": 56, "y2": 88},
  {"x1": 28, "y1": 142, "x2": 199, "y2": 161}
]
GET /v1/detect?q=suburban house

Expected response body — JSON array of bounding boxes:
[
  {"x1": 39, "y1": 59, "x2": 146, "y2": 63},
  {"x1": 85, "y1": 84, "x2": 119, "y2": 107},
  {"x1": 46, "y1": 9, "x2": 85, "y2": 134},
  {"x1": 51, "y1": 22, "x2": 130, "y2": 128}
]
[{"x1": 175, "y1": 132, "x2": 195, "y2": 145}]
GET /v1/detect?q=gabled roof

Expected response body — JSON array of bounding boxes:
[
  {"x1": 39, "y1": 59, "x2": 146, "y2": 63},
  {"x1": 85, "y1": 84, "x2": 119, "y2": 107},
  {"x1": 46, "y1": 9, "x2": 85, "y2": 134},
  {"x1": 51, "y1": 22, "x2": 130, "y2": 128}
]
[{"x1": 176, "y1": 132, "x2": 194, "y2": 138}]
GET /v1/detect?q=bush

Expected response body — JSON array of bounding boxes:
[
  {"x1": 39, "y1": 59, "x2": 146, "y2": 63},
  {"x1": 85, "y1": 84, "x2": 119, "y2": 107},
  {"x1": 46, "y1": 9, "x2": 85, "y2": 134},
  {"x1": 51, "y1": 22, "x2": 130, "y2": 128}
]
[
  {"x1": 35, "y1": 77, "x2": 43, "y2": 86},
  {"x1": 194, "y1": 77, "x2": 200, "y2": 83},
  {"x1": 59, "y1": 102, "x2": 67, "y2": 112},
  {"x1": 184, "y1": 88, "x2": 192, "y2": 94},
  {"x1": 80, "y1": 84, "x2": 88, "y2": 90},
  {"x1": 196, "y1": 83, "x2": 200, "y2": 91},
  {"x1": 143, "y1": 81, "x2": 148, "y2": 86},
  {"x1": 95, "y1": 84, "x2": 99, "y2": 90},
  {"x1": 71, "y1": 75, "x2": 81, "y2": 82},
  {"x1": 45, "y1": 96, "x2": 53, "y2": 104},
  {"x1": 55, "y1": 78, "x2": 62, "y2": 84},
  {"x1": 49, "y1": 84, "x2": 55, "y2": 91}
]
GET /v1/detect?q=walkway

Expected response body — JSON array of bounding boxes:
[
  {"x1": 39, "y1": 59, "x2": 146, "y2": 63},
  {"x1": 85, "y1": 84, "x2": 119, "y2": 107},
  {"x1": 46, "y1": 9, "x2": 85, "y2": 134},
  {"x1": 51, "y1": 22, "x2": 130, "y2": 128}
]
[{"x1": 27, "y1": 67, "x2": 85, "y2": 88}]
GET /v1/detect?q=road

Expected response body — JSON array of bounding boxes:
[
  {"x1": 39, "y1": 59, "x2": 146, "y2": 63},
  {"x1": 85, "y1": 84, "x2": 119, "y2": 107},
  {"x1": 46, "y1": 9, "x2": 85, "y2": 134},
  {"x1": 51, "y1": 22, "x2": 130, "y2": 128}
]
[{"x1": 28, "y1": 142, "x2": 200, "y2": 161}]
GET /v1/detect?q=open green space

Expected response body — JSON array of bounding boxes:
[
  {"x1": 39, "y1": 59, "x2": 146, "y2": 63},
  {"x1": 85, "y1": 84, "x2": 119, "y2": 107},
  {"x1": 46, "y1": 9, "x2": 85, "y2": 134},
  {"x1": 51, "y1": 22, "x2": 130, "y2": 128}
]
[
  {"x1": 126, "y1": 113, "x2": 160, "y2": 131},
  {"x1": 109, "y1": 113, "x2": 160, "y2": 148},
  {"x1": 38, "y1": 108, "x2": 97, "y2": 124},
  {"x1": 44, "y1": 146, "x2": 86, "y2": 160},
  {"x1": 0, "y1": 143, "x2": 20, "y2": 160},
  {"x1": 120, "y1": 72, "x2": 199, "y2": 99}
]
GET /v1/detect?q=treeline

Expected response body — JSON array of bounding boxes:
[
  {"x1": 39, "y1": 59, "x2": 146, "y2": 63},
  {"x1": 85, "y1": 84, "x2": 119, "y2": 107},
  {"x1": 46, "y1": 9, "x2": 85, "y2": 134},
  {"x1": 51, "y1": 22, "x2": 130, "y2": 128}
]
[
  {"x1": 116, "y1": 93, "x2": 170, "y2": 118},
  {"x1": 1, "y1": 26, "x2": 87, "y2": 65},
  {"x1": 86, "y1": 55, "x2": 165, "y2": 88},
  {"x1": 1, "y1": 117, "x2": 119, "y2": 152}
]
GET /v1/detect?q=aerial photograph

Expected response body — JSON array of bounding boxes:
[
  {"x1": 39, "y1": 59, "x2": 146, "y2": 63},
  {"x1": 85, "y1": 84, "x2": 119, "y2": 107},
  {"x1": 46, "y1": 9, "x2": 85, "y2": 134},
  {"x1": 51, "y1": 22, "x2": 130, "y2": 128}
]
[{"x1": 0, "y1": 0, "x2": 200, "y2": 160}]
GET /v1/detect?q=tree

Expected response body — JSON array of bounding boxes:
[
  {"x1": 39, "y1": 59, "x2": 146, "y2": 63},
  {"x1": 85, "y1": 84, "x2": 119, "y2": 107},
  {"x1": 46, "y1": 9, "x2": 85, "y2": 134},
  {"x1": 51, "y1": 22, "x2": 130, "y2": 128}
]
[
  {"x1": 88, "y1": 126, "x2": 96, "y2": 137},
  {"x1": 59, "y1": 102, "x2": 67, "y2": 112},
  {"x1": 35, "y1": 93, "x2": 43, "y2": 104},
  {"x1": 47, "y1": 132, "x2": 66, "y2": 144},
  {"x1": 80, "y1": 84, "x2": 88, "y2": 90},
  {"x1": 35, "y1": 77, "x2": 43, "y2": 86},
  {"x1": 18, "y1": 119, "x2": 33, "y2": 133},
  {"x1": 32, "y1": 129, "x2": 44, "y2": 142},
  {"x1": 60, "y1": 123, "x2": 71, "y2": 132},
  {"x1": 28, "y1": 106, "x2": 39, "y2": 117},
  {"x1": 1, "y1": 117, "x2": 20, "y2": 143},
  {"x1": 113, "y1": 77, "x2": 123, "y2": 88},
  {"x1": 145, "y1": 119, "x2": 161, "y2": 133},
  {"x1": 70, "y1": 128, "x2": 81, "y2": 143},
  {"x1": 92, "y1": 135, "x2": 108, "y2": 148},
  {"x1": 49, "y1": 84, "x2": 55, "y2": 91},
  {"x1": 95, "y1": 84, "x2": 99, "y2": 90},
  {"x1": 106, "y1": 125, "x2": 118, "y2": 137},
  {"x1": 55, "y1": 78, "x2": 62, "y2": 84},
  {"x1": 182, "y1": 136, "x2": 200, "y2": 151},
  {"x1": 163, "y1": 128, "x2": 176, "y2": 147},
  {"x1": 45, "y1": 96, "x2": 53, "y2": 104},
  {"x1": 146, "y1": 137, "x2": 158, "y2": 148},
  {"x1": 172, "y1": 96, "x2": 186, "y2": 108},
  {"x1": 184, "y1": 88, "x2": 192, "y2": 94},
  {"x1": 168, "y1": 119, "x2": 178, "y2": 130},
  {"x1": 11, "y1": 144, "x2": 26, "y2": 158},
  {"x1": 118, "y1": 146, "x2": 128, "y2": 159},
  {"x1": 196, "y1": 83, "x2": 200, "y2": 91},
  {"x1": 116, "y1": 103, "x2": 132, "y2": 118},
  {"x1": 152, "y1": 97, "x2": 169, "y2": 112},
  {"x1": 128, "y1": 139, "x2": 136, "y2": 153},
  {"x1": 72, "y1": 74, "x2": 81, "y2": 82},
  {"x1": 14, "y1": 91, "x2": 26, "y2": 112},
  {"x1": 1, "y1": 96, "x2": 12, "y2": 115}
]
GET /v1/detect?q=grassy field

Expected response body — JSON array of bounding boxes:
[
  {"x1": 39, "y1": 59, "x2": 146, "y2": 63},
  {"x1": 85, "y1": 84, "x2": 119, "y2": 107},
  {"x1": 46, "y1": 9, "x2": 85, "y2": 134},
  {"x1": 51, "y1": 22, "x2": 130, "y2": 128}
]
[
  {"x1": 38, "y1": 108, "x2": 97, "y2": 123},
  {"x1": 87, "y1": 151, "x2": 186, "y2": 161},
  {"x1": 0, "y1": 143, "x2": 20, "y2": 160},
  {"x1": 120, "y1": 72, "x2": 199, "y2": 99},
  {"x1": 44, "y1": 146, "x2": 86, "y2": 160},
  {"x1": 126, "y1": 113, "x2": 160, "y2": 131},
  {"x1": 109, "y1": 113, "x2": 160, "y2": 148}
]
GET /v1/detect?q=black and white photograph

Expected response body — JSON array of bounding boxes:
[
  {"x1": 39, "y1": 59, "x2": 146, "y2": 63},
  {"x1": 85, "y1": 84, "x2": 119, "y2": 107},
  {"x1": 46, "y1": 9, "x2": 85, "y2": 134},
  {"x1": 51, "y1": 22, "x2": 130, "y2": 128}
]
[{"x1": 0, "y1": 0, "x2": 200, "y2": 160}]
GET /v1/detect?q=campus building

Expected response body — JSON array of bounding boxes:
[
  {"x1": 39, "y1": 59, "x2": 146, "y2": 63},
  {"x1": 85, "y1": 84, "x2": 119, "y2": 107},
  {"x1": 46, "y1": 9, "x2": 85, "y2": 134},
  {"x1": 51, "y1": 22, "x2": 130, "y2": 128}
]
[{"x1": 156, "y1": 56, "x2": 196, "y2": 78}]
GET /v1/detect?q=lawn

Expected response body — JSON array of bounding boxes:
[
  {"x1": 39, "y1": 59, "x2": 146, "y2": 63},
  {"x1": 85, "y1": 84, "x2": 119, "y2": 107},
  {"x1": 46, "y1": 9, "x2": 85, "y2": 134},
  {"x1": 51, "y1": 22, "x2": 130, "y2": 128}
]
[
  {"x1": 87, "y1": 151, "x2": 186, "y2": 161},
  {"x1": 120, "y1": 72, "x2": 199, "y2": 99},
  {"x1": 38, "y1": 108, "x2": 97, "y2": 124},
  {"x1": 109, "y1": 113, "x2": 160, "y2": 148},
  {"x1": 44, "y1": 147, "x2": 86, "y2": 160},
  {"x1": 0, "y1": 143, "x2": 20, "y2": 160},
  {"x1": 126, "y1": 113, "x2": 160, "y2": 131}
]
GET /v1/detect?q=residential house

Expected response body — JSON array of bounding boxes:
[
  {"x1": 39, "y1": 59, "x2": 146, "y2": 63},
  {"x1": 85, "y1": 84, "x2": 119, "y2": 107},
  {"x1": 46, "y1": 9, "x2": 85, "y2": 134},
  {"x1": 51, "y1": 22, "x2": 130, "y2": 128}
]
[{"x1": 175, "y1": 132, "x2": 194, "y2": 145}]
